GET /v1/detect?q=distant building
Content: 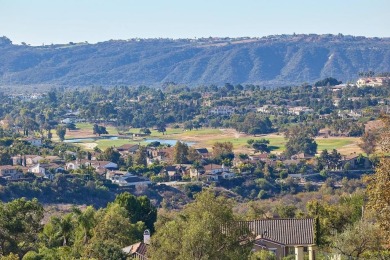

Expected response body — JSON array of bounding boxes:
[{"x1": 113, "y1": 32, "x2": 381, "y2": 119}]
[
  {"x1": 66, "y1": 160, "x2": 118, "y2": 174},
  {"x1": 209, "y1": 106, "x2": 235, "y2": 116},
  {"x1": 24, "y1": 137, "x2": 42, "y2": 147},
  {"x1": 106, "y1": 171, "x2": 151, "y2": 187},
  {"x1": 288, "y1": 106, "x2": 313, "y2": 115},
  {"x1": 356, "y1": 77, "x2": 390, "y2": 87},
  {"x1": 0, "y1": 165, "x2": 23, "y2": 180}
]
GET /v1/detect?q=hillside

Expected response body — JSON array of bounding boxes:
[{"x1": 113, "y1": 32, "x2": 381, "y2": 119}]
[{"x1": 0, "y1": 34, "x2": 389, "y2": 87}]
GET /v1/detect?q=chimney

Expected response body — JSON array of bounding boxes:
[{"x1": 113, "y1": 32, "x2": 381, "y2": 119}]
[{"x1": 143, "y1": 229, "x2": 150, "y2": 245}]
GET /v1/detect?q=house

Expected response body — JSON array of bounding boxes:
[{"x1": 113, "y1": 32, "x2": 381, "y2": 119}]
[
  {"x1": 24, "y1": 137, "x2": 42, "y2": 147},
  {"x1": 249, "y1": 154, "x2": 269, "y2": 161},
  {"x1": 44, "y1": 156, "x2": 62, "y2": 162},
  {"x1": 195, "y1": 148, "x2": 210, "y2": 158},
  {"x1": 288, "y1": 106, "x2": 314, "y2": 115},
  {"x1": 218, "y1": 171, "x2": 236, "y2": 179},
  {"x1": 356, "y1": 77, "x2": 390, "y2": 87},
  {"x1": 66, "y1": 160, "x2": 118, "y2": 173},
  {"x1": 12, "y1": 155, "x2": 45, "y2": 166},
  {"x1": 209, "y1": 106, "x2": 235, "y2": 116},
  {"x1": 117, "y1": 144, "x2": 139, "y2": 155},
  {"x1": 148, "y1": 147, "x2": 174, "y2": 163},
  {"x1": 0, "y1": 165, "x2": 23, "y2": 180},
  {"x1": 163, "y1": 165, "x2": 180, "y2": 180},
  {"x1": 341, "y1": 154, "x2": 371, "y2": 169},
  {"x1": 190, "y1": 164, "x2": 235, "y2": 181},
  {"x1": 244, "y1": 218, "x2": 315, "y2": 260},
  {"x1": 122, "y1": 230, "x2": 150, "y2": 260},
  {"x1": 107, "y1": 171, "x2": 151, "y2": 187},
  {"x1": 203, "y1": 164, "x2": 225, "y2": 175},
  {"x1": 257, "y1": 105, "x2": 280, "y2": 114},
  {"x1": 331, "y1": 84, "x2": 348, "y2": 92},
  {"x1": 28, "y1": 163, "x2": 64, "y2": 179},
  {"x1": 161, "y1": 164, "x2": 191, "y2": 180},
  {"x1": 290, "y1": 153, "x2": 314, "y2": 160}
]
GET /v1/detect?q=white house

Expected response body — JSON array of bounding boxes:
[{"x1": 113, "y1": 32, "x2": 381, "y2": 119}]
[
  {"x1": 28, "y1": 163, "x2": 64, "y2": 179},
  {"x1": 209, "y1": 106, "x2": 235, "y2": 116},
  {"x1": 66, "y1": 160, "x2": 118, "y2": 172},
  {"x1": 356, "y1": 77, "x2": 390, "y2": 87},
  {"x1": 190, "y1": 164, "x2": 235, "y2": 181}
]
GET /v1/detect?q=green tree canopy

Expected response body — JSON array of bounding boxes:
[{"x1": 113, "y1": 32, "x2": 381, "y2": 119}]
[{"x1": 148, "y1": 191, "x2": 253, "y2": 260}]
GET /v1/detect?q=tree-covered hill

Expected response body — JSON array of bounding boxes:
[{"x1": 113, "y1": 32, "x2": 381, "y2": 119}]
[{"x1": 0, "y1": 34, "x2": 389, "y2": 87}]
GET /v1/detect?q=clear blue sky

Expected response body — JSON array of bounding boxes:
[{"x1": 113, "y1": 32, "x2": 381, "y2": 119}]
[{"x1": 1, "y1": 0, "x2": 389, "y2": 45}]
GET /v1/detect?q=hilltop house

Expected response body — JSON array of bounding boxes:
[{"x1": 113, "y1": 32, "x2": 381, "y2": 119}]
[
  {"x1": 116, "y1": 144, "x2": 139, "y2": 155},
  {"x1": 24, "y1": 137, "x2": 42, "y2": 147},
  {"x1": 0, "y1": 165, "x2": 23, "y2": 180},
  {"x1": 341, "y1": 154, "x2": 371, "y2": 170},
  {"x1": 356, "y1": 77, "x2": 390, "y2": 87},
  {"x1": 106, "y1": 171, "x2": 151, "y2": 187},
  {"x1": 66, "y1": 159, "x2": 118, "y2": 174},
  {"x1": 190, "y1": 163, "x2": 235, "y2": 181},
  {"x1": 195, "y1": 148, "x2": 210, "y2": 158},
  {"x1": 209, "y1": 106, "x2": 235, "y2": 116},
  {"x1": 28, "y1": 163, "x2": 64, "y2": 179},
  {"x1": 288, "y1": 106, "x2": 314, "y2": 115},
  {"x1": 161, "y1": 164, "x2": 191, "y2": 180}
]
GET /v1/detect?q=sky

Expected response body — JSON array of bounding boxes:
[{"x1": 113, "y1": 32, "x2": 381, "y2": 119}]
[{"x1": 0, "y1": 0, "x2": 389, "y2": 45}]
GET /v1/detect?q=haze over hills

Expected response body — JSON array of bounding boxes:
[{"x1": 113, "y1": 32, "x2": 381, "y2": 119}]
[{"x1": 0, "y1": 34, "x2": 389, "y2": 88}]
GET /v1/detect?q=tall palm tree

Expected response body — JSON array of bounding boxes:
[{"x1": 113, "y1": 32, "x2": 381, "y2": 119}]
[
  {"x1": 72, "y1": 206, "x2": 96, "y2": 244},
  {"x1": 52, "y1": 214, "x2": 73, "y2": 246}
]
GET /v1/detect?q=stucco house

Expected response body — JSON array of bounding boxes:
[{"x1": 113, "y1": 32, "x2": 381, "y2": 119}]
[
  {"x1": 0, "y1": 165, "x2": 23, "y2": 180},
  {"x1": 28, "y1": 163, "x2": 64, "y2": 179},
  {"x1": 66, "y1": 159, "x2": 118, "y2": 172}
]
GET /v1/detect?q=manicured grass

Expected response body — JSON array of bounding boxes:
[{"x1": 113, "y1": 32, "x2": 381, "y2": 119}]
[
  {"x1": 200, "y1": 135, "x2": 285, "y2": 151},
  {"x1": 75, "y1": 123, "x2": 118, "y2": 135},
  {"x1": 95, "y1": 139, "x2": 143, "y2": 150},
  {"x1": 58, "y1": 123, "x2": 360, "y2": 155},
  {"x1": 201, "y1": 135, "x2": 358, "y2": 153},
  {"x1": 179, "y1": 128, "x2": 223, "y2": 136},
  {"x1": 315, "y1": 138, "x2": 355, "y2": 151},
  {"x1": 149, "y1": 128, "x2": 184, "y2": 137}
]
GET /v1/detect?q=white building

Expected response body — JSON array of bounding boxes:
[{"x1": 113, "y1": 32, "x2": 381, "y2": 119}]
[
  {"x1": 209, "y1": 106, "x2": 235, "y2": 116},
  {"x1": 356, "y1": 77, "x2": 390, "y2": 87}
]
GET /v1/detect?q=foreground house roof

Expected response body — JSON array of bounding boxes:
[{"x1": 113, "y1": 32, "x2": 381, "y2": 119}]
[
  {"x1": 232, "y1": 218, "x2": 315, "y2": 246},
  {"x1": 250, "y1": 218, "x2": 314, "y2": 245},
  {"x1": 123, "y1": 242, "x2": 148, "y2": 259}
]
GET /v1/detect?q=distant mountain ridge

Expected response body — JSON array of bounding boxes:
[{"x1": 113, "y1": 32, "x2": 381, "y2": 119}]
[{"x1": 0, "y1": 34, "x2": 389, "y2": 87}]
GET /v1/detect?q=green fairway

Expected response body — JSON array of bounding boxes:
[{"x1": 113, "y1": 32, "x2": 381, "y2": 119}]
[
  {"x1": 61, "y1": 123, "x2": 360, "y2": 155},
  {"x1": 76, "y1": 123, "x2": 119, "y2": 135},
  {"x1": 180, "y1": 128, "x2": 223, "y2": 136},
  {"x1": 315, "y1": 138, "x2": 354, "y2": 151},
  {"x1": 95, "y1": 139, "x2": 143, "y2": 150}
]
